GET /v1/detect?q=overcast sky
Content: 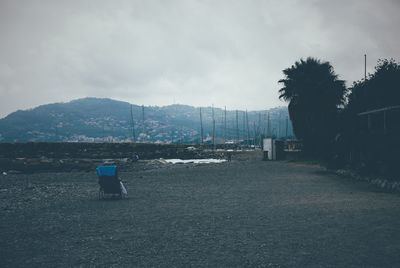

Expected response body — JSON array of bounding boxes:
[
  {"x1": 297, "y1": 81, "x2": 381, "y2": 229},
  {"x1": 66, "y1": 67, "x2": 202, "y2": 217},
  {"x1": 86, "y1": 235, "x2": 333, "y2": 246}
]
[{"x1": 0, "y1": 0, "x2": 399, "y2": 118}]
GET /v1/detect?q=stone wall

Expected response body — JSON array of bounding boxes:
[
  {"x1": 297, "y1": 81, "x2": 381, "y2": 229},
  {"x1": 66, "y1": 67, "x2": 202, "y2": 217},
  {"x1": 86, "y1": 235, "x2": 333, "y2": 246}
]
[{"x1": 0, "y1": 142, "x2": 230, "y2": 173}]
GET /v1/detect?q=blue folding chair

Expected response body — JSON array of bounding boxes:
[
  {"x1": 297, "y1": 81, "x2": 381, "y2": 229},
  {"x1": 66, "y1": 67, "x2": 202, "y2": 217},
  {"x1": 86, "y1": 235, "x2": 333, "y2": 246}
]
[{"x1": 96, "y1": 165, "x2": 123, "y2": 199}]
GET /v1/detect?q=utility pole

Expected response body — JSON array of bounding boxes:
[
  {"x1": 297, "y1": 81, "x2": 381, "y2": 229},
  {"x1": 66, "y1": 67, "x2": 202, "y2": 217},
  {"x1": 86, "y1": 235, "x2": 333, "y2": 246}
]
[
  {"x1": 246, "y1": 110, "x2": 250, "y2": 147},
  {"x1": 224, "y1": 106, "x2": 227, "y2": 144},
  {"x1": 199, "y1": 107, "x2": 204, "y2": 144},
  {"x1": 258, "y1": 113, "x2": 262, "y2": 147},
  {"x1": 242, "y1": 111, "x2": 246, "y2": 143},
  {"x1": 285, "y1": 116, "x2": 289, "y2": 139},
  {"x1": 364, "y1": 54, "x2": 367, "y2": 80},
  {"x1": 212, "y1": 105, "x2": 216, "y2": 150},
  {"x1": 141, "y1": 105, "x2": 145, "y2": 140},
  {"x1": 263, "y1": 112, "x2": 267, "y2": 137},
  {"x1": 253, "y1": 121, "x2": 257, "y2": 148},
  {"x1": 130, "y1": 104, "x2": 136, "y2": 142},
  {"x1": 180, "y1": 127, "x2": 183, "y2": 144},
  {"x1": 278, "y1": 113, "x2": 282, "y2": 138},
  {"x1": 235, "y1": 110, "x2": 239, "y2": 144}
]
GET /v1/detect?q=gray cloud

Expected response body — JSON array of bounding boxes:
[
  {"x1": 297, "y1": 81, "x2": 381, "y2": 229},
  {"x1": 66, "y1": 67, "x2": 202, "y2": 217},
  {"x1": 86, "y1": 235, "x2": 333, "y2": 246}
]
[{"x1": 0, "y1": 0, "x2": 399, "y2": 117}]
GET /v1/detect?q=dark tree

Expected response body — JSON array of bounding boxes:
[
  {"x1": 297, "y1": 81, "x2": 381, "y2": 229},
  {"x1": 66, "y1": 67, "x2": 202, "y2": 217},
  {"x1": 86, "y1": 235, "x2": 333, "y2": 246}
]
[
  {"x1": 339, "y1": 59, "x2": 400, "y2": 175},
  {"x1": 343, "y1": 58, "x2": 400, "y2": 139},
  {"x1": 278, "y1": 57, "x2": 347, "y2": 157},
  {"x1": 347, "y1": 58, "x2": 400, "y2": 114}
]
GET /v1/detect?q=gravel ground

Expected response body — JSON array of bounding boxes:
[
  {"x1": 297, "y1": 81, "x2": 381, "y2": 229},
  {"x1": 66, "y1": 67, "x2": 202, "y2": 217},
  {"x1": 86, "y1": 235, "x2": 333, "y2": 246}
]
[{"x1": 1, "y1": 158, "x2": 400, "y2": 267}]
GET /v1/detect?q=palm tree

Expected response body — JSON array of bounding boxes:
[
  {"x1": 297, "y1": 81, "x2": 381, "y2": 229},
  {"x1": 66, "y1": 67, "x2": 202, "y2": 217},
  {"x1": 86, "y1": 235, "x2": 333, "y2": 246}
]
[{"x1": 278, "y1": 57, "x2": 346, "y2": 157}]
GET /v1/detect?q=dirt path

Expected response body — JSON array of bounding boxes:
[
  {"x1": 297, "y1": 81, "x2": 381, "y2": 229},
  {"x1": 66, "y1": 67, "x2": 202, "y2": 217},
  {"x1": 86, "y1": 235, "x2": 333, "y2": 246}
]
[{"x1": 1, "y1": 160, "x2": 400, "y2": 267}]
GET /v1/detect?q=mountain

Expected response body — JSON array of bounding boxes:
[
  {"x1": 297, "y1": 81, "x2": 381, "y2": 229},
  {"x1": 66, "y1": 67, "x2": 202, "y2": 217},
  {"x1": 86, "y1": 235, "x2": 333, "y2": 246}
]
[{"x1": 0, "y1": 98, "x2": 294, "y2": 143}]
